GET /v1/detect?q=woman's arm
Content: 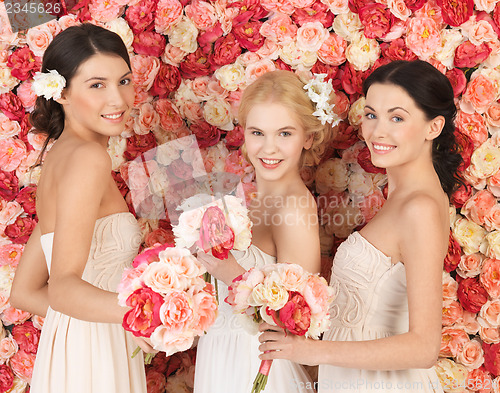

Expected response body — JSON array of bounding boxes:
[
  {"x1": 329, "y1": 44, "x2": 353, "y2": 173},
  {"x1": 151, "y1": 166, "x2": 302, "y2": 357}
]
[
  {"x1": 47, "y1": 142, "x2": 128, "y2": 324},
  {"x1": 10, "y1": 224, "x2": 49, "y2": 317},
  {"x1": 259, "y1": 195, "x2": 446, "y2": 370}
]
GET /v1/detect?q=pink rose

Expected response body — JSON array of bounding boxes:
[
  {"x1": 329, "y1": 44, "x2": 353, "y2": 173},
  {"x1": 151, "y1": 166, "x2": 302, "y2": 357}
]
[
  {"x1": 6, "y1": 47, "x2": 40, "y2": 81},
  {"x1": 149, "y1": 63, "x2": 181, "y2": 99},
  {"x1": 133, "y1": 244, "x2": 172, "y2": 268},
  {"x1": 443, "y1": 272, "x2": 458, "y2": 301},
  {"x1": 462, "y1": 310, "x2": 481, "y2": 335},
  {"x1": 9, "y1": 349, "x2": 35, "y2": 383},
  {"x1": 260, "y1": 14, "x2": 297, "y2": 44},
  {"x1": 488, "y1": 171, "x2": 500, "y2": 198},
  {"x1": 131, "y1": 54, "x2": 161, "y2": 91},
  {"x1": 0, "y1": 364, "x2": 14, "y2": 392},
  {"x1": 480, "y1": 325, "x2": 500, "y2": 344},
  {"x1": 445, "y1": 68, "x2": 467, "y2": 97},
  {"x1": 232, "y1": 20, "x2": 265, "y2": 52},
  {"x1": 440, "y1": 327, "x2": 470, "y2": 357},
  {"x1": 4, "y1": 217, "x2": 36, "y2": 244},
  {"x1": 160, "y1": 248, "x2": 202, "y2": 279},
  {"x1": 457, "y1": 339, "x2": 484, "y2": 370},
  {"x1": 88, "y1": 0, "x2": 123, "y2": 22},
  {"x1": 179, "y1": 48, "x2": 212, "y2": 79},
  {"x1": 245, "y1": 59, "x2": 276, "y2": 85},
  {"x1": 0, "y1": 115, "x2": 21, "y2": 140},
  {"x1": 404, "y1": 17, "x2": 441, "y2": 60},
  {"x1": 291, "y1": 2, "x2": 333, "y2": 28},
  {"x1": 209, "y1": 33, "x2": 242, "y2": 68},
  {"x1": 303, "y1": 274, "x2": 331, "y2": 315},
  {"x1": 125, "y1": 0, "x2": 156, "y2": 33},
  {"x1": 458, "y1": 253, "x2": 484, "y2": 279},
  {"x1": 454, "y1": 41, "x2": 492, "y2": 68},
  {"x1": 0, "y1": 139, "x2": 26, "y2": 173},
  {"x1": 144, "y1": 228, "x2": 175, "y2": 248},
  {"x1": 198, "y1": 22, "x2": 224, "y2": 52},
  {"x1": 0, "y1": 336, "x2": 18, "y2": 364},
  {"x1": 485, "y1": 102, "x2": 500, "y2": 128},
  {"x1": 123, "y1": 287, "x2": 164, "y2": 337},
  {"x1": 436, "y1": 0, "x2": 474, "y2": 27},
  {"x1": 26, "y1": 26, "x2": 53, "y2": 57},
  {"x1": 259, "y1": 0, "x2": 296, "y2": 14},
  {"x1": 154, "y1": 99, "x2": 185, "y2": 133},
  {"x1": 191, "y1": 290, "x2": 218, "y2": 333},
  {"x1": 0, "y1": 244, "x2": 23, "y2": 268},
  {"x1": 462, "y1": 74, "x2": 498, "y2": 114},
  {"x1": 296, "y1": 21, "x2": 329, "y2": 52},
  {"x1": 12, "y1": 321, "x2": 39, "y2": 354},
  {"x1": 155, "y1": 0, "x2": 183, "y2": 34},
  {"x1": 197, "y1": 206, "x2": 234, "y2": 259},
  {"x1": 480, "y1": 259, "x2": 500, "y2": 299},
  {"x1": 358, "y1": 3, "x2": 394, "y2": 39},
  {"x1": 1, "y1": 307, "x2": 31, "y2": 326},
  {"x1": 133, "y1": 31, "x2": 166, "y2": 58},
  {"x1": 457, "y1": 277, "x2": 488, "y2": 313},
  {"x1": 455, "y1": 110, "x2": 488, "y2": 149},
  {"x1": 224, "y1": 150, "x2": 254, "y2": 182},
  {"x1": 484, "y1": 204, "x2": 500, "y2": 232},
  {"x1": 184, "y1": 0, "x2": 217, "y2": 30},
  {"x1": 270, "y1": 292, "x2": 311, "y2": 336},
  {"x1": 27, "y1": 131, "x2": 47, "y2": 151},
  {"x1": 318, "y1": 33, "x2": 347, "y2": 66},
  {"x1": 480, "y1": 299, "x2": 500, "y2": 327},
  {"x1": 442, "y1": 299, "x2": 464, "y2": 326},
  {"x1": 462, "y1": 190, "x2": 497, "y2": 226},
  {"x1": 159, "y1": 290, "x2": 194, "y2": 331},
  {"x1": 146, "y1": 370, "x2": 166, "y2": 393}
]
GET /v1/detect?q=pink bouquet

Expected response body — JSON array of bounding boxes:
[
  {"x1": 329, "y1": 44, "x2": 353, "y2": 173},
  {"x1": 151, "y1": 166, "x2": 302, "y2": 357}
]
[
  {"x1": 118, "y1": 244, "x2": 218, "y2": 363},
  {"x1": 226, "y1": 263, "x2": 335, "y2": 393}
]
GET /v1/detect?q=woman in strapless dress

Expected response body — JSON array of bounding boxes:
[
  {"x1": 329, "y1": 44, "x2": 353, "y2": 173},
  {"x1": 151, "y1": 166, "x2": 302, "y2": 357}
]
[
  {"x1": 259, "y1": 60, "x2": 464, "y2": 392},
  {"x1": 10, "y1": 24, "x2": 153, "y2": 393},
  {"x1": 193, "y1": 70, "x2": 335, "y2": 393}
]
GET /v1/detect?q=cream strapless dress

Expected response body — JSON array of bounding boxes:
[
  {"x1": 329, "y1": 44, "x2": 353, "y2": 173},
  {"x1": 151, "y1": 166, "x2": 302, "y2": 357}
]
[{"x1": 30, "y1": 212, "x2": 147, "y2": 393}]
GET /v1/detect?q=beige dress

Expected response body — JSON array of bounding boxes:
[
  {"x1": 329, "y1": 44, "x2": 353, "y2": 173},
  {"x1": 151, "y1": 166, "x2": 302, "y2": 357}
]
[
  {"x1": 318, "y1": 232, "x2": 443, "y2": 393},
  {"x1": 31, "y1": 212, "x2": 147, "y2": 393},
  {"x1": 194, "y1": 245, "x2": 315, "y2": 393}
]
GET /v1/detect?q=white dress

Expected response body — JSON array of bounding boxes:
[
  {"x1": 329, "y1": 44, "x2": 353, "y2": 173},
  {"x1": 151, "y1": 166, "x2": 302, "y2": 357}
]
[
  {"x1": 194, "y1": 245, "x2": 316, "y2": 393},
  {"x1": 318, "y1": 232, "x2": 443, "y2": 393},
  {"x1": 30, "y1": 212, "x2": 147, "y2": 393}
]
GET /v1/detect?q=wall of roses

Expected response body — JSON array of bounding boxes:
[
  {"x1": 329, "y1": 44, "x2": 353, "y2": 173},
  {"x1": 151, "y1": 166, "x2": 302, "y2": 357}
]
[{"x1": 0, "y1": 0, "x2": 499, "y2": 392}]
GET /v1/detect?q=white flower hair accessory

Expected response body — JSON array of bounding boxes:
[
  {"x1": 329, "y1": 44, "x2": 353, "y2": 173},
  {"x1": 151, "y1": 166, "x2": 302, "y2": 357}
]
[
  {"x1": 303, "y1": 73, "x2": 339, "y2": 126},
  {"x1": 31, "y1": 70, "x2": 66, "y2": 100}
]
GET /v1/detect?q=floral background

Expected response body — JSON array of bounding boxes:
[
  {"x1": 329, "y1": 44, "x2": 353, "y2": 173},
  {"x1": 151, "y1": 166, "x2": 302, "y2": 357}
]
[{"x1": 0, "y1": 0, "x2": 499, "y2": 391}]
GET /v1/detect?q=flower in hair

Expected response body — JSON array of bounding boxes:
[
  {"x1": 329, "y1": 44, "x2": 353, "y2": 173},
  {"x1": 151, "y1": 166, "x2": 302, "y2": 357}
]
[
  {"x1": 31, "y1": 70, "x2": 66, "y2": 100},
  {"x1": 303, "y1": 73, "x2": 339, "y2": 126}
]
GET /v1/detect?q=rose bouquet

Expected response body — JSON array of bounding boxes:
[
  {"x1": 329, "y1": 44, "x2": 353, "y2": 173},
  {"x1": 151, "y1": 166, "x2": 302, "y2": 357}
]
[
  {"x1": 226, "y1": 263, "x2": 335, "y2": 393},
  {"x1": 118, "y1": 244, "x2": 218, "y2": 364}
]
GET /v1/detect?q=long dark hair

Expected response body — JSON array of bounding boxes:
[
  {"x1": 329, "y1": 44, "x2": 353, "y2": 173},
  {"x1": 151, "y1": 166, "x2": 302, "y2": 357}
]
[
  {"x1": 31, "y1": 23, "x2": 131, "y2": 160},
  {"x1": 362, "y1": 60, "x2": 463, "y2": 197}
]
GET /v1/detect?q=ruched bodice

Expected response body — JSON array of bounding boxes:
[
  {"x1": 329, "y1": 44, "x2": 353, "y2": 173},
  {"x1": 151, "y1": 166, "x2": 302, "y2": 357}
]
[
  {"x1": 31, "y1": 212, "x2": 146, "y2": 393},
  {"x1": 318, "y1": 232, "x2": 443, "y2": 393}
]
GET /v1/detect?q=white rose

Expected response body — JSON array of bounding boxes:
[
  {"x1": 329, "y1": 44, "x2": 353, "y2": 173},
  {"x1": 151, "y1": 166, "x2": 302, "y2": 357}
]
[
  {"x1": 468, "y1": 139, "x2": 500, "y2": 179},
  {"x1": 168, "y1": 16, "x2": 198, "y2": 54},
  {"x1": 279, "y1": 41, "x2": 317, "y2": 71},
  {"x1": 315, "y1": 158, "x2": 350, "y2": 194},
  {"x1": 31, "y1": 70, "x2": 66, "y2": 100},
  {"x1": 484, "y1": 230, "x2": 500, "y2": 260},
  {"x1": 107, "y1": 136, "x2": 127, "y2": 171},
  {"x1": 452, "y1": 216, "x2": 487, "y2": 255},
  {"x1": 434, "y1": 29, "x2": 465, "y2": 69},
  {"x1": 332, "y1": 11, "x2": 363, "y2": 41},
  {"x1": 345, "y1": 33, "x2": 380, "y2": 72},
  {"x1": 105, "y1": 18, "x2": 134, "y2": 51},
  {"x1": 0, "y1": 67, "x2": 18, "y2": 94},
  {"x1": 214, "y1": 63, "x2": 246, "y2": 92},
  {"x1": 348, "y1": 96, "x2": 366, "y2": 127},
  {"x1": 203, "y1": 98, "x2": 234, "y2": 131}
]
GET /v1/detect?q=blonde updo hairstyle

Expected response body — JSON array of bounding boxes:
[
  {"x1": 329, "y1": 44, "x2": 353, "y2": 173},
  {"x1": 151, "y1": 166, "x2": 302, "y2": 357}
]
[{"x1": 238, "y1": 70, "x2": 334, "y2": 168}]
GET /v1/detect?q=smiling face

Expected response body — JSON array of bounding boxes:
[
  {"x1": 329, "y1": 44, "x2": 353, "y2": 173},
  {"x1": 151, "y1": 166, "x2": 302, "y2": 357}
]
[
  {"x1": 244, "y1": 102, "x2": 313, "y2": 184},
  {"x1": 361, "y1": 83, "x2": 442, "y2": 170},
  {"x1": 57, "y1": 53, "x2": 134, "y2": 143}
]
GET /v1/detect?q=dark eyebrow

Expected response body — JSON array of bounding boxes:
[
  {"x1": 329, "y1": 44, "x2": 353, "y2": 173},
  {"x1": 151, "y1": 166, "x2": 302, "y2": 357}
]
[
  {"x1": 84, "y1": 70, "x2": 132, "y2": 83},
  {"x1": 364, "y1": 105, "x2": 410, "y2": 114}
]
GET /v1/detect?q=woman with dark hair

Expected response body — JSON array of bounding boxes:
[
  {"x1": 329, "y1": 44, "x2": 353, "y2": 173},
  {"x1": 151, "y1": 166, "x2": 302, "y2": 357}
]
[
  {"x1": 258, "y1": 60, "x2": 463, "y2": 392},
  {"x1": 10, "y1": 24, "x2": 151, "y2": 393}
]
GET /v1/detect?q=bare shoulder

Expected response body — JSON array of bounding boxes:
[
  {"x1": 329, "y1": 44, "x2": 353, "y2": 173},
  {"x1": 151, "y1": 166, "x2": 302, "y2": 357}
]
[
  {"x1": 398, "y1": 192, "x2": 443, "y2": 226},
  {"x1": 65, "y1": 141, "x2": 111, "y2": 171}
]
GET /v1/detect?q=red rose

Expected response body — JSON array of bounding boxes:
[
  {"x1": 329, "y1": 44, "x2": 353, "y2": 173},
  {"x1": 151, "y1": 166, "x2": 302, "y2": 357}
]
[
  {"x1": 454, "y1": 42, "x2": 492, "y2": 68},
  {"x1": 357, "y1": 146, "x2": 387, "y2": 174},
  {"x1": 168, "y1": 158, "x2": 194, "y2": 181},
  {"x1": 125, "y1": 0, "x2": 156, "y2": 33},
  {"x1": 445, "y1": 68, "x2": 467, "y2": 97},
  {"x1": 494, "y1": 4, "x2": 500, "y2": 33},
  {"x1": 291, "y1": 2, "x2": 334, "y2": 28},
  {"x1": 16, "y1": 186, "x2": 37, "y2": 215},
  {"x1": 0, "y1": 364, "x2": 14, "y2": 393},
  {"x1": 198, "y1": 22, "x2": 224, "y2": 53},
  {"x1": 0, "y1": 170, "x2": 19, "y2": 201},
  {"x1": 12, "y1": 321, "x2": 40, "y2": 354},
  {"x1": 0, "y1": 92, "x2": 25, "y2": 122},
  {"x1": 436, "y1": 0, "x2": 473, "y2": 27},
  {"x1": 341, "y1": 64, "x2": 365, "y2": 96},
  {"x1": 5, "y1": 216, "x2": 36, "y2": 244},
  {"x1": 381, "y1": 39, "x2": 418, "y2": 61},
  {"x1": 404, "y1": 0, "x2": 426, "y2": 11},
  {"x1": 146, "y1": 369, "x2": 166, "y2": 393},
  {"x1": 111, "y1": 170, "x2": 129, "y2": 198},
  {"x1": 209, "y1": 33, "x2": 242, "y2": 69},
  {"x1": 444, "y1": 231, "x2": 461, "y2": 272},
  {"x1": 455, "y1": 130, "x2": 474, "y2": 171},
  {"x1": 179, "y1": 48, "x2": 212, "y2": 80},
  {"x1": 271, "y1": 291, "x2": 311, "y2": 336},
  {"x1": 123, "y1": 287, "x2": 163, "y2": 337},
  {"x1": 225, "y1": 125, "x2": 244, "y2": 149},
  {"x1": 230, "y1": 0, "x2": 268, "y2": 24},
  {"x1": 349, "y1": 0, "x2": 374, "y2": 13},
  {"x1": 483, "y1": 342, "x2": 500, "y2": 377},
  {"x1": 144, "y1": 228, "x2": 175, "y2": 248},
  {"x1": 331, "y1": 122, "x2": 359, "y2": 150},
  {"x1": 191, "y1": 121, "x2": 221, "y2": 149},
  {"x1": 451, "y1": 183, "x2": 473, "y2": 209},
  {"x1": 358, "y1": 3, "x2": 394, "y2": 39},
  {"x1": 149, "y1": 63, "x2": 181, "y2": 98},
  {"x1": 147, "y1": 351, "x2": 170, "y2": 374},
  {"x1": 197, "y1": 206, "x2": 235, "y2": 260},
  {"x1": 124, "y1": 132, "x2": 157, "y2": 161},
  {"x1": 274, "y1": 58, "x2": 292, "y2": 71},
  {"x1": 457, "y1": 277, "x2": 488, "y2": 313},
  {"x1": 7, "y1": 47, "x2": 41, "y2": 81},
  {"x1": 232, "y1": 20, "x2": 265, "y2": 52},
  {"x1": 311, "y1": 62, "x2": 342, "y2": 91},
  {"x1": 133, "y1": 31, "x2": 166, "y2": 58}
]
